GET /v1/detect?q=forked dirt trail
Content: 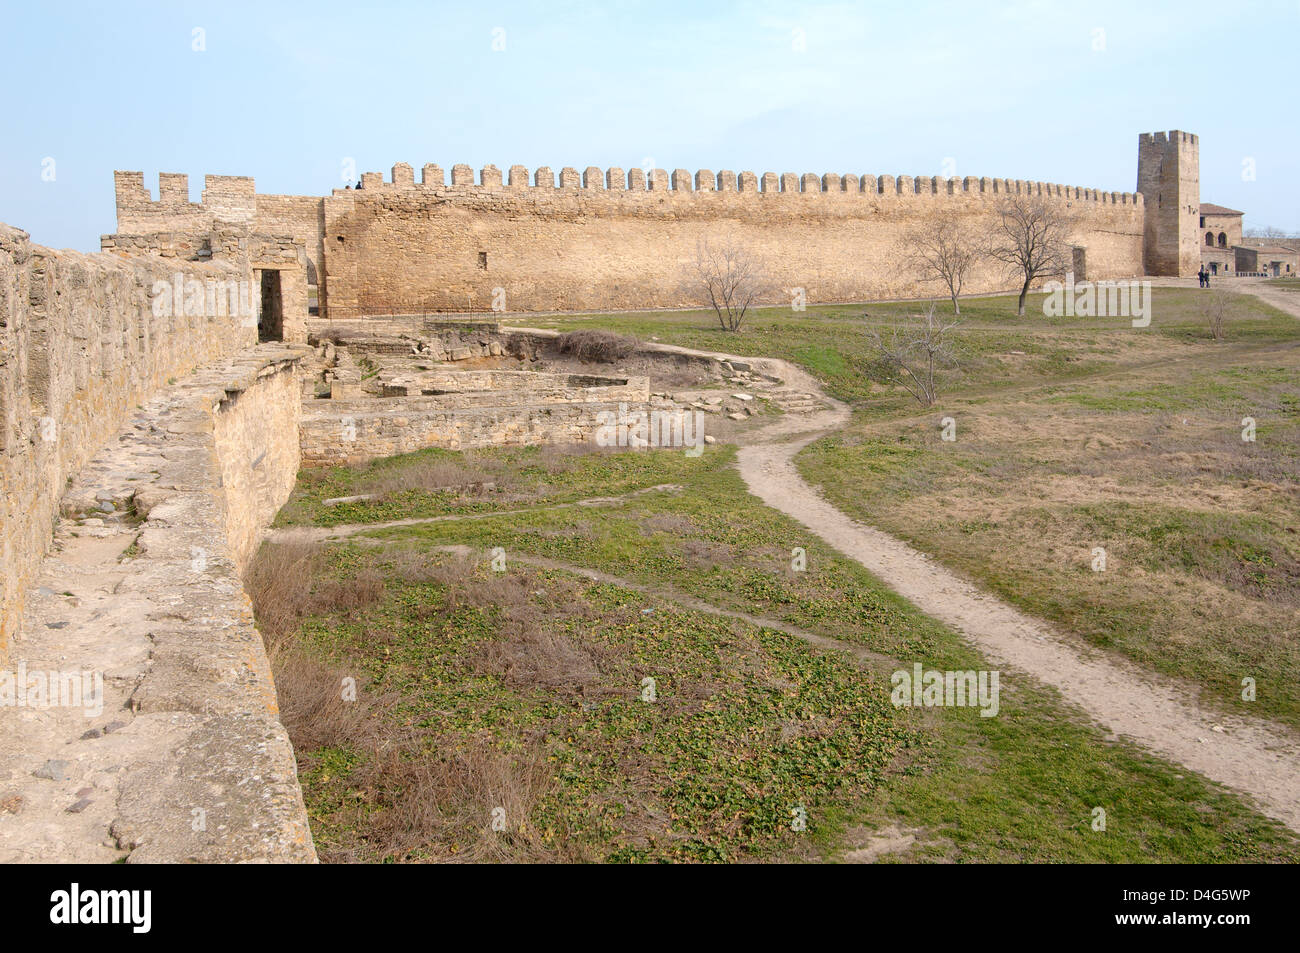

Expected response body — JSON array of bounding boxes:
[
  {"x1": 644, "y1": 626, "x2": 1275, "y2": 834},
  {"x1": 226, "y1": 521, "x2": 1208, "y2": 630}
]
[{"x1": 676, "y1": 290, "x2": 1300, "y2": 835}]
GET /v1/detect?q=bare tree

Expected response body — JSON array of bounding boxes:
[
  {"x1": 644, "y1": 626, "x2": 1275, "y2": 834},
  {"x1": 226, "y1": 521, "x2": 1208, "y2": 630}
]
[
  {"x1": 867, "y1": 302, "x2": 960, "y2": 407},
  {"x1": 907, "y1": 212, "x2": 983, "y2": 315},
  {"x1": 1203, "y1": 289, "x2": 1230, "y2": 341},
  {"x1": 1245, "y1": 225, "x2": 1292, "y2": 239},
  {"x1": 693, "y1": 238, "x2": 770, "y2": 331},
  {"x1": 989, "y1": 197, "x2": 1074, "y2": 316}
]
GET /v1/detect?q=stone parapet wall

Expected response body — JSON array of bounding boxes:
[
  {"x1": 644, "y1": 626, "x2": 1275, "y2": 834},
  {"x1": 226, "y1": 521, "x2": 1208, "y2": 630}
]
[{"x1": 0, "y1": 222, "x2": 256, "y2": 658}]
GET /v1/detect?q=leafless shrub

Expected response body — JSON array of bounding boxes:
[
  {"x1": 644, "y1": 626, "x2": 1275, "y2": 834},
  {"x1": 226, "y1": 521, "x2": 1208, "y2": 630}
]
[
  {"x1": 248, "y1": 542, "x2": 384, "y2": 634},
  {"x1": 867, "y1": 302, "x2": 961, "y2": 406},
  {"x1": 246, "y1": 541, "x2": 323, "y2": 639},
  {"x1": 907, "y1": 211, "x2": 984, "y2": 315},
  {"x1": 345, "y1": 738, "x2": 563, "y2": 864},
  {"x1": 692, "y1": 238, "x2": 772, "y2": 331},
  {"x1": 267, "y1": 644, "x2": 399, "y2": 754},
  {"x1": 556, "y1": 329, "x2": 637, "y2": 363},
  {"x1": 989, "y1": 196, "x2": 1074, "y2": 316},
  {"x1": 477, "y1": 629, "x2": 605, "y2": 693},
  {"x1": 1203, "y1": 289, "x2": 1230, "y2": 341},
  {"x1": 314, "y1": 569, "x2": 385, "y2": 614}
]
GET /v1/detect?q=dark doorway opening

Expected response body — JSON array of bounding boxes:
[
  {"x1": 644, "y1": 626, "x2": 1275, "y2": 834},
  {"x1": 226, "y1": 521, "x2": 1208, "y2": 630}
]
[
  {"x1": 258, "y1": 270, "x2": 283, "y2": 342},
  {"x1": 306, "y1": 259, "x2": 319, "y2": 316},
  {"x1": 1071, "y1": 246, "x2": 1087, "y2": 281}
]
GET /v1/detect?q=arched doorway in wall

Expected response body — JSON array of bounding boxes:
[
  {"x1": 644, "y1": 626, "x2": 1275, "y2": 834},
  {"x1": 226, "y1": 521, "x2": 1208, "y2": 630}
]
[{"x1": 1218, "y1": 233, "x2": 1227, "y2": 248}]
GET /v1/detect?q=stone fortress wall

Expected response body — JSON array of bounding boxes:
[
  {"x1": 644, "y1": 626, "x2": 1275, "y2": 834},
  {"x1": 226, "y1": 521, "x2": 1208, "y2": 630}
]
[
  {"x1": 0, "y1": 128, "x2": 1203, "y2": 863},
  {"x1": 107, "y1": 131, "x2": 1202, "y2": 323}
]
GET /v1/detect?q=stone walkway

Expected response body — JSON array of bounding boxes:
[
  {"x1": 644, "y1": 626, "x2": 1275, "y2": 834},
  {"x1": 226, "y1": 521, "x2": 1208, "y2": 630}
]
[{"x1": 0, "y1": 348, "x2": 316, "y2": 863}]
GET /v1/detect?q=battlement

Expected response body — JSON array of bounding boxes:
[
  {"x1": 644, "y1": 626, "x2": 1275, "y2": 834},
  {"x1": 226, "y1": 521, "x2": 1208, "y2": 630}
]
[
  {"x1": 325, "y1": 162, "x2": 1143, "y2": 205},
  {"x1": 1139, "y1": 130, "x2": 1198, "y2": 147},
  {"x1": 115, "y1": 171, "x2": 258, "y2": 229}
]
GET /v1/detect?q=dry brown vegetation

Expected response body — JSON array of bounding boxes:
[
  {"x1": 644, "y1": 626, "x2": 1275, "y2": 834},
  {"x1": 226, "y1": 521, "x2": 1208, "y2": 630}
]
[
  {"x1": 556, "y1": 329, "x2": 638, "y2": 363},
  {"x1": 361, "y1": 458, "x2": 501, "y2": 501}
]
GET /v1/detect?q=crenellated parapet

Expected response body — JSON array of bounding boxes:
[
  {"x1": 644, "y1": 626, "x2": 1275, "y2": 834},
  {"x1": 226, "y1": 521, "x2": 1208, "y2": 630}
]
[{"x1": 297, "y1": 162, "x2": 1143, "y2": 206}]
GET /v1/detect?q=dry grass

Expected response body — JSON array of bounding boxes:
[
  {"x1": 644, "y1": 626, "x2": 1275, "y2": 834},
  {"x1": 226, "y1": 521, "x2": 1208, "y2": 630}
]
[{"x1": 328, "y1": 738, "x2": 564, "y2": 864}]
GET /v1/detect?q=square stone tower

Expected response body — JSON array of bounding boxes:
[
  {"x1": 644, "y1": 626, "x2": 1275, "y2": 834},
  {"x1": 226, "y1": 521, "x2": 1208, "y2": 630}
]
[{"x1": 1137, "y1": 130, "x2": 1200, "y2": 276}]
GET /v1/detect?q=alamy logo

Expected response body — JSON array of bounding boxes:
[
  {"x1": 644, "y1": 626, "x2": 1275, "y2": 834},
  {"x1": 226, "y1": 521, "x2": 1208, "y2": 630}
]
[
  {"x1": 595, "y1": 404, "x2": 705, "y2": 456},
  {"x1": 891, "y1": 663, "x2": 1000, "y2": 717},
  {"x1": 1042, "y1": 272, "x2": 1151, "y2": 327},
  {"x1": 50, "y1": 883, "x2": 151, "y2": 933},
  {"x1": 150, "y1": 272, "x2": 255, "y2": 324},
  {"x1": 0, "y1": 662, "x2": 103, "y2": 717}
]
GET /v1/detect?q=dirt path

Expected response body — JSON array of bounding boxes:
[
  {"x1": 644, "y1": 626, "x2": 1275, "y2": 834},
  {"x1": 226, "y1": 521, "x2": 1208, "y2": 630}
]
[{"x1": 715, "y1": 287, "x2": 1300, "y2": 834}]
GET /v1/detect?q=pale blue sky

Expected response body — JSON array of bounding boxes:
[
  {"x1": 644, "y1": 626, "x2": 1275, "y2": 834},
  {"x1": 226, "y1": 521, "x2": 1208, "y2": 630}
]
[{"x1": 3, "y1": 0, "x2": 1297, "y2": 250}]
